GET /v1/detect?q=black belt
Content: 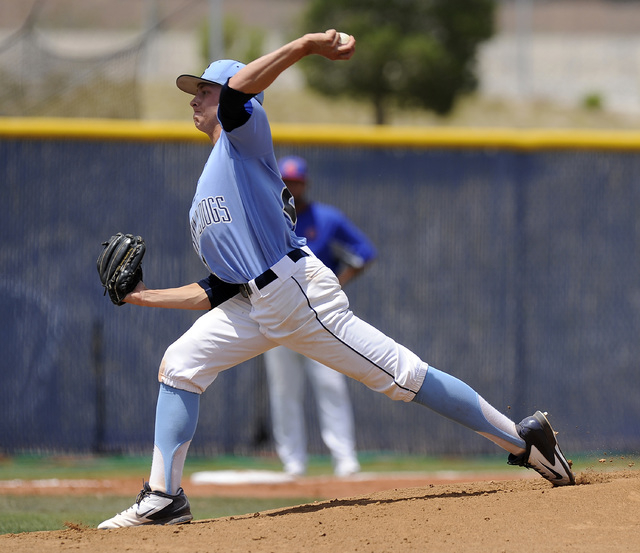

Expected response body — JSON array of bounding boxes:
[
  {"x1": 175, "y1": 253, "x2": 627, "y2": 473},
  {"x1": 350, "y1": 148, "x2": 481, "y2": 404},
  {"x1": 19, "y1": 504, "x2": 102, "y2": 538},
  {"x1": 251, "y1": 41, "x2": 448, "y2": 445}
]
[{"x1": 239, "y1": 249, "x2": 308, "y2": 297}]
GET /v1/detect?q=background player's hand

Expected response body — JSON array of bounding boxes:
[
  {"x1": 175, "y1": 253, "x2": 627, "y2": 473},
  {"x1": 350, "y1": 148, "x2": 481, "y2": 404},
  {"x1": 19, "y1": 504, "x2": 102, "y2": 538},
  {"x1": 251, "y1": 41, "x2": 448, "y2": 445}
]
[{"x1": 303, "y1": 30, "x2": 355, "y2": 61}]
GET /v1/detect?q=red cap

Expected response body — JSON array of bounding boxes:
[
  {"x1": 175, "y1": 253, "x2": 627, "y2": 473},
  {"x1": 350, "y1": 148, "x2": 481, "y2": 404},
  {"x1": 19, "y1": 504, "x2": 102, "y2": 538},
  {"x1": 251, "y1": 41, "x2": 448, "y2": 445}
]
[{"x1": 278, "y1": 156, "x2": 307, "y2": 182}]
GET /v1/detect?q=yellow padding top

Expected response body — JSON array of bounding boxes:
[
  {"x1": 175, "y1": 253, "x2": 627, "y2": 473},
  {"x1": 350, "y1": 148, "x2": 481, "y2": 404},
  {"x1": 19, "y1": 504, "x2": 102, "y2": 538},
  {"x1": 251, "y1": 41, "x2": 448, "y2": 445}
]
[{"x1": 2, "y1": 117, "x2": 640, "y2": 151}]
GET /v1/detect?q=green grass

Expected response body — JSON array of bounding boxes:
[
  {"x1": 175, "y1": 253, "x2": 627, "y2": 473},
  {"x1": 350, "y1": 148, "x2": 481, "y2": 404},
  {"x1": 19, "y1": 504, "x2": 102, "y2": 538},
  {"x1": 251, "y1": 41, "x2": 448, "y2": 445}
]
[
  {"x1": 0, "y1": 452, "x2": 510, "y2": 482},
  {"x1": 0, "y1": 494, "x2": 314, "y2": 535},
  {"x1": 2, "y1": 451, "x2": 634, "y2": 481}
]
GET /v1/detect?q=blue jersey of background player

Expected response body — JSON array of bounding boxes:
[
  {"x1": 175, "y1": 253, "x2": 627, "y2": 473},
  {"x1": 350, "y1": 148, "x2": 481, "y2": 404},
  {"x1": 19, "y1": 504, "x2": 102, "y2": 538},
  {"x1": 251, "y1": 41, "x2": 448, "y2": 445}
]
[
  {"x1": 280, "y1": 155, "x2": 376, "y2": 285},
  {"x1": 264, "y1": 155, "x2": 376, "y2": 478}
]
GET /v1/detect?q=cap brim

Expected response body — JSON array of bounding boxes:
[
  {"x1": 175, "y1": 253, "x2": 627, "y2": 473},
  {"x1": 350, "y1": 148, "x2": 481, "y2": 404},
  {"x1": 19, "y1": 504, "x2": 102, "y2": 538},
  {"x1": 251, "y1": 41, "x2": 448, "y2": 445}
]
[
  {"x1": 176, "y1": 74, "x2": 219, "y2": 95},
  {"x1": 176, "y1": 73, "x2": 265, "y2": 105}
]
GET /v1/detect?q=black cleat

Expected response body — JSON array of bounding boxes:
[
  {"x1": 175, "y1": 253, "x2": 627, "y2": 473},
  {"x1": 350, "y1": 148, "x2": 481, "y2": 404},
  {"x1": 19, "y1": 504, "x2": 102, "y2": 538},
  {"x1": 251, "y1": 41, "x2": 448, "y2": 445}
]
[
  {"x1": 98, "y1": 482, "x2": 193, "y2": 529},
  {"x1": 507, "y1": 411, "x2": 575, "y2": 486}
]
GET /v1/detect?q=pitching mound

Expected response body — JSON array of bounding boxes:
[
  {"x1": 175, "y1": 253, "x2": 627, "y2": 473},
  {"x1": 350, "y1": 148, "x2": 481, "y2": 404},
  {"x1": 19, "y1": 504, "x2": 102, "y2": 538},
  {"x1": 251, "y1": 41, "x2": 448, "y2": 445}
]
[{"x1": 1, "y1": 469, "x2": 638, "y2": 552}]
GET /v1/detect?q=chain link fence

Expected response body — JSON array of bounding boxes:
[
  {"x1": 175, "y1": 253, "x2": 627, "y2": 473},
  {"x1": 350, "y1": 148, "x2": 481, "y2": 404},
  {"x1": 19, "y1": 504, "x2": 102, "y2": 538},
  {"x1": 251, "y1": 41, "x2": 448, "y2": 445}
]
[{"x1": 1, "y1": 123, "x2": 639, "y2": 456}]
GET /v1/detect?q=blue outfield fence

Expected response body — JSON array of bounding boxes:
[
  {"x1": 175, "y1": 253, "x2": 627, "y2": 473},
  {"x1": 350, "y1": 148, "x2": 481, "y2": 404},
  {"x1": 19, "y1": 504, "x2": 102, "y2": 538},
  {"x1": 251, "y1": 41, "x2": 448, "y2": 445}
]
[{"x1": 1, "y1": 118, "x2": 640, "y2": 457}]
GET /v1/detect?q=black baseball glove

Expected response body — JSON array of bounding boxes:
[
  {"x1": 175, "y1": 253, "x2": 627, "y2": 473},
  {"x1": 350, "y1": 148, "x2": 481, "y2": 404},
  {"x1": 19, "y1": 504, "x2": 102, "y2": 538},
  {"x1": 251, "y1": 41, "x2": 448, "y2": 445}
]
[{"x1": 97, "y1": 233, "x2": 146, "y2": 306}]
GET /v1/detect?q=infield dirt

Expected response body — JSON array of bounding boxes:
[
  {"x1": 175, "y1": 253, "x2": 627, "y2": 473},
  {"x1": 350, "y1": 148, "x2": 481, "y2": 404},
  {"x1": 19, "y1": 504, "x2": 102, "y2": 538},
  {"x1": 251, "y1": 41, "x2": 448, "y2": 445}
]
[{"x1": 1, "y1": 469, "x2": 638, "y2": 552}]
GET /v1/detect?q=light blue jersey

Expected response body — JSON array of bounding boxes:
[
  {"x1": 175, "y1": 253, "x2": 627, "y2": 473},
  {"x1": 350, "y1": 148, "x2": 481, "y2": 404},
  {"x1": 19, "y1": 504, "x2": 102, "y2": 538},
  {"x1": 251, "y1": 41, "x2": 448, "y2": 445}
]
[{"x1": 189, "y1": 98, "x2": 305, "y2": 283}]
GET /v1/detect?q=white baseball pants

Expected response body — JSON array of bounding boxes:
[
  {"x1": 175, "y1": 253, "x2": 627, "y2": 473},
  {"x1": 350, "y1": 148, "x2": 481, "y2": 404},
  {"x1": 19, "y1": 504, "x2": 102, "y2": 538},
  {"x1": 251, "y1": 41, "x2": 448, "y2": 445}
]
[
  {"x1": 265, "y1": 346, "x2": 360, "y2": 476},
  {"x1": 159, "y1": 248, "x2": 427, "y2": 403}
]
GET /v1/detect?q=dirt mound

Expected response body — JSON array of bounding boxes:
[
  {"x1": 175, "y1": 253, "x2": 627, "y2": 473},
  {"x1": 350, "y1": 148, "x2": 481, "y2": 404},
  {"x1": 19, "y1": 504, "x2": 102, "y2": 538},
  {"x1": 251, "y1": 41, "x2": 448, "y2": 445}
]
[{"x1": 1, "y1": 470, "x2": 638, "y2": 552}]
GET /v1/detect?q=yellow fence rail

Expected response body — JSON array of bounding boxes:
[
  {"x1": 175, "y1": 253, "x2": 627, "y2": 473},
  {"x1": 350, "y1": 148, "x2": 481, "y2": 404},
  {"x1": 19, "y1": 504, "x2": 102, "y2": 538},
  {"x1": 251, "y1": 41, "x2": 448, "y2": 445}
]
[{"x1": 2, "y1": 117, "x2": 640, "y2": 151}]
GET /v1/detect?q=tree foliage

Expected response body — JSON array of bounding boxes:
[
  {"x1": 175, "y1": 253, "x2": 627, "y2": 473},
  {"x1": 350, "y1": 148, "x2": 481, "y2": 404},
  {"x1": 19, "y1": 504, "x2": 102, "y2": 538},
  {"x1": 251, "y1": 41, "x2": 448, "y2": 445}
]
[{"x1": 299, "y1": 0, "x2": 495, "y2": 124}]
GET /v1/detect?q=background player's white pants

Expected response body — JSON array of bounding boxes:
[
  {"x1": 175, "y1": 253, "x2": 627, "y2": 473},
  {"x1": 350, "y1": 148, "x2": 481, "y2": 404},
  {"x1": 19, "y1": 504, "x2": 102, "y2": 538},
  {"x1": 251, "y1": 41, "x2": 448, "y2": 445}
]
[
  {"x1": 265, "y1": 346, "x2": 360, "y2": 476},
  {"x1": 159, "y1": 250, "x2": 426, "y2": 403}
]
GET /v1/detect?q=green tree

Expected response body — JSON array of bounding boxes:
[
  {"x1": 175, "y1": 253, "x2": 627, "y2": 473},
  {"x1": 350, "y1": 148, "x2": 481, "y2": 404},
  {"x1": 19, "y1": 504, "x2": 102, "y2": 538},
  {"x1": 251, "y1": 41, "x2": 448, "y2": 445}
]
[{"x1": 300, "y1": 0, "x2": 495, "y2": 124}]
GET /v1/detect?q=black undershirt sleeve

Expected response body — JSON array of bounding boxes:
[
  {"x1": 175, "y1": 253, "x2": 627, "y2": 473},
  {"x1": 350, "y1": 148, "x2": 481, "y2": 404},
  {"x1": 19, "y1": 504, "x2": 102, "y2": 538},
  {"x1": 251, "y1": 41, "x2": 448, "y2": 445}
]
[
  {"x1": 218, "y1": 81, "x2": 257, "y2": 132},
  {"x1": 197, "y1": 274, "x2": 240, "y2": 309}
]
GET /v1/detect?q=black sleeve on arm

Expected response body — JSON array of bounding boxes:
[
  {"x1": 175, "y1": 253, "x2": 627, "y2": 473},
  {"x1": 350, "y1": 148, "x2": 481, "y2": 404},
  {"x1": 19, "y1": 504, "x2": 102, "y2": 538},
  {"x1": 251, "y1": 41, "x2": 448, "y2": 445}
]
[
  {"x1": 218, "y1": 81, "x2": 257, "y2": 132},
  {"x1": 197, "y1": 274, "x2": 240, "y2": 309}
]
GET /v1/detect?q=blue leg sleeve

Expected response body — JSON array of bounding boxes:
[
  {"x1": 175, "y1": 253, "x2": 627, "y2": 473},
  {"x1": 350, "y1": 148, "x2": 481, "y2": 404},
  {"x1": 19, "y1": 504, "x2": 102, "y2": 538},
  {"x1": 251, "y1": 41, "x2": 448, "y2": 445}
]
[
  {"x1": 413, "y1": 367, "x2": 525, "y2": 450},
  {"x1": 154, "y1": 383, "x2": 200, "y2": 493}
]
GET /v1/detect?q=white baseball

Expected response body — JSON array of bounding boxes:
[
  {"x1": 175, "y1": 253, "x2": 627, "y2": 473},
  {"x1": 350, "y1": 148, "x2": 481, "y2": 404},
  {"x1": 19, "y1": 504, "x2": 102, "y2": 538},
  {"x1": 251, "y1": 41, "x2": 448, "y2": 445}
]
[{"x1": 338, "y1": 32, "x2": 350, "y2": 45}]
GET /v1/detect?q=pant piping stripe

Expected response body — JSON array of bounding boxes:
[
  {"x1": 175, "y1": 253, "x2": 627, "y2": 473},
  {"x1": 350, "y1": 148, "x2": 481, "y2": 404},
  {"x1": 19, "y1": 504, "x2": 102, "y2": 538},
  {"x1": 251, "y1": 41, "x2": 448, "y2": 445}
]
[{"x1": 291, "y1": 276, "x2": 414, "y2": 394}]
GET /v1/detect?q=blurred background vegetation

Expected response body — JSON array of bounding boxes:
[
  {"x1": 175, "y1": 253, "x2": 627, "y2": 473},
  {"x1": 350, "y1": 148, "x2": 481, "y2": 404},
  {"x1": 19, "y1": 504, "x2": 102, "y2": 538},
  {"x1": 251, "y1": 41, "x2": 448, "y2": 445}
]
[{"x1": 2, "y1": 0, "x2": 640, "y2": 127}]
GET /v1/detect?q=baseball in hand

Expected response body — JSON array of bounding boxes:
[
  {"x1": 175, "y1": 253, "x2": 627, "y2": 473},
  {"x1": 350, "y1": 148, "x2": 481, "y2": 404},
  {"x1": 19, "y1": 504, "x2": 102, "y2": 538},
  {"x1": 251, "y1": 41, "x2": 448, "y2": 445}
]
[{"x1": 338, "y1": 32, "x2": 350, "y2": 45}]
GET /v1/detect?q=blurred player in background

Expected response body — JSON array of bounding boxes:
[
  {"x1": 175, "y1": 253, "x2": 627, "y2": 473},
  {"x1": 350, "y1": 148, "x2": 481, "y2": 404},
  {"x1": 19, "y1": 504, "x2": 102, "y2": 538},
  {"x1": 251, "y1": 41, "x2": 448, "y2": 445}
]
[{"x1": 265, "y1": 155, "x2": 376, "y2": 477}]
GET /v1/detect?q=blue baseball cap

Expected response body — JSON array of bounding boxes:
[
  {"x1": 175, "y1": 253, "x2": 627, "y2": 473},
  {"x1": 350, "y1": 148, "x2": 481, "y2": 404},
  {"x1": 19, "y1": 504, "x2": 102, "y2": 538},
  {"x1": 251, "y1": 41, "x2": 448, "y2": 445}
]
[
  {"x1": 176, "y1": 59, "x2": 264, "y2": 104},
  {"x1": 278, "y1": 156, "x2": 308, "y2": 182}
]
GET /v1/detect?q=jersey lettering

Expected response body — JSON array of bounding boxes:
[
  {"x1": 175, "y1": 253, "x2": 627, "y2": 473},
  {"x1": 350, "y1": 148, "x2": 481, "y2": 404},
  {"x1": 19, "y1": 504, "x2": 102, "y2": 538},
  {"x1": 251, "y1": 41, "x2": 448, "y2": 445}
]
[
  {"x1": 190, "y1": 195, "x2": 232, "y2": 260},
  {"x1": 281, "y1": 187, "x2": 297, "y2": 225},
  {"x1": 191, "y1": 195, "x2": 232, "y2": 238},
  {"x1": 190, "y1": 219, "x2": 201, "y2": 258}
]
